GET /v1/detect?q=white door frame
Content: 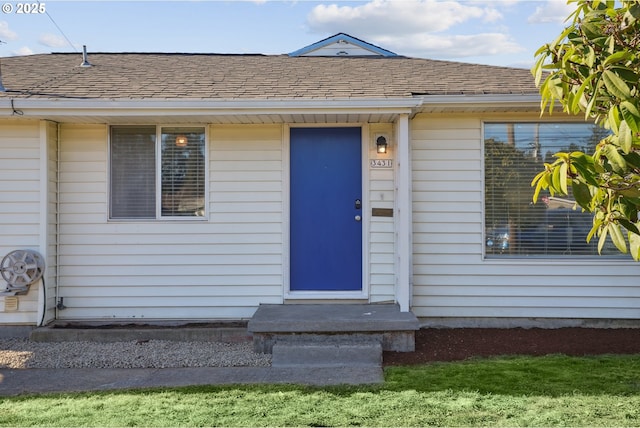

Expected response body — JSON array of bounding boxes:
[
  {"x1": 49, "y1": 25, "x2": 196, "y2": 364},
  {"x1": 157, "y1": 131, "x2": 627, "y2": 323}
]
[{"x1": 283, "y1": 123, "x2": 370, "y2": 300}]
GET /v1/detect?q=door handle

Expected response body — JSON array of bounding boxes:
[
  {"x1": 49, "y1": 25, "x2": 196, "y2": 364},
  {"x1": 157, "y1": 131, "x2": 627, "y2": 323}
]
[{"x1": 355, "y1": 215, "x2": 362, "y2": 222}]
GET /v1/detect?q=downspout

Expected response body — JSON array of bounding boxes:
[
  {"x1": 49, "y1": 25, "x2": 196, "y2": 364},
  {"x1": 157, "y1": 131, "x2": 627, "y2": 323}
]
[
  {"x1": 54, "y1": 122, "x2": 61, "y2": 320},
  {"x1": 37, "y1": 121, "x2": 48, "y2": 326},
  {"x1": 37, "y1": 120, "x2": 61, "y2": 326}
]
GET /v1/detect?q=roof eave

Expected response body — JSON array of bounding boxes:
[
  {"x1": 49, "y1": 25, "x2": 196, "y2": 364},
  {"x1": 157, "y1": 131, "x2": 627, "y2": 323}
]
[
  {"x1": 0, "y1": 95, "x2": 550, "y2": 121},
  {"x1": 0, "y1": 98, "x2": 420, "y2": 119},
  {"x1": 418, "y1": 93, "x2": 541, "y2": 102}
]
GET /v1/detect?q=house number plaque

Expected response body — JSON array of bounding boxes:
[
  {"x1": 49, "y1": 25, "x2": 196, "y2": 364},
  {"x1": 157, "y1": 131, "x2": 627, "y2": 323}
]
[{"x1": 370, "y1": 159, "x2": 393, "y2": 169}]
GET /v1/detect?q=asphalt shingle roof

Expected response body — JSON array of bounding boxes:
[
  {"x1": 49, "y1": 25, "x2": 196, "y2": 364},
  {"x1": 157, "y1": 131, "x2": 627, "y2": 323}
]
[{"x1": 0, "y1": 52, "x2": 539, "y2": 100}]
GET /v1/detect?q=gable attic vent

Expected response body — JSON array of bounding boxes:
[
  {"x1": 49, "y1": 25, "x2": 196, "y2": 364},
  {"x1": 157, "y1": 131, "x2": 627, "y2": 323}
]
[
  {"x1": 288, "y1": 33, "x2": 398, "y2": 57},
  {"x1": 80, "y1": 45, "x2": 92, "y2": 67}
]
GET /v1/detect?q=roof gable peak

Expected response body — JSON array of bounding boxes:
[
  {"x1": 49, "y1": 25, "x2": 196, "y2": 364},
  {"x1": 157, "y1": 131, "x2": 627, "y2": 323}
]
[{"x1": 289, "y1": 33, "x2": 397, "y2": 57}]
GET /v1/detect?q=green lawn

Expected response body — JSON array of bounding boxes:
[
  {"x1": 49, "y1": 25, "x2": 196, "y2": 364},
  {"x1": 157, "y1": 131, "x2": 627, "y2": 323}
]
[{"x1": 1, "y1": 355, "x2": 639, "y2": 427}]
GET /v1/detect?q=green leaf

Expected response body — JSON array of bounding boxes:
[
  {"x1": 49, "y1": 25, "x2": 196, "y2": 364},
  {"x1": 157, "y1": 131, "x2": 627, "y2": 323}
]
[
  {"x1": 607, "y1": 105, "x2": 621, "y2": 134},
  {"x1": 620, "y1": 101, "x2": 640, "y2": 133},
  {"x1": 629, "y1": 3, "x2": 640, "y2": 20},
  {"x1": 629, "y1": 228, "x2": 640, "y2": 261},
  {"x1": 618, "y1": 120, "x2": 633, "y2": 153},
  {"x1": 587, "y1": 223, "x2": 599, "y2": 243},
  {"x1": 584, "y1": 76, "x2": 603, "y2": 118},
  {"x1": 602, "y1": 70, "x2": 632, "y2": 100},
  {"x1": 570, "y1": 152, "x2": 599, "y2": 186},
  {"x1": 597, "y1": 224, "x2": 609, "y2": 254},
  {"x1": 601, "y1": 143, "x2": 627, "y2": 174},
  {"x1": 551, "y1": 164, "x2": 565, "y2": 195},
  {"x1": 531, "y1": 170, "x2": 549, "y2": 203},
  {"x1": 603, "y1": 51, "x2": 631, "y2": 66},
  {"x1": 531, "y1": 54, "x2": 546, "y2": 87},
  {"x1": 622, "y1": 151, "x2": 640, "y2": 169},
  {"x1": 608, "y1": 34, "x2": 616, "y2": 54},
  {"x1": 618, "y1": 218, "x2": 640, "y2": 235},
  {"x1": 608, "y1": 222, "x2": 628, "y2": 253},
  {"x1": 548, "y1": 76, "x2": 565, "y2": 100},
  {"x1": 613, "y1": 67, "x2": 639, "y2": 84},
  {"x1": 618, "y1": 187, "x2": 640, "y2": 199},
  {"x1": 581, "y1": 20, "x2": 603, "y2": 39},
  {"x1": 549, "y1": 25, "x2": 574, "y2": 51},
  {"x1": 571, "y1": 73, "x2": 598, "y2": 114},
  {"x1": 559, "y1": 162, "x2": 568, "y2": 194},
  {"x1": 571, "y1": 180, "x2": 592, "y2": 211}
]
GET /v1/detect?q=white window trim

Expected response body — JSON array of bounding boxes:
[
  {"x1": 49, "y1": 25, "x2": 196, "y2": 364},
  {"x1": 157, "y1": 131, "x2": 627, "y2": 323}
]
[
  {"x1": 481, "y1": 120, "x2": 630, "y2": 262},
  {"x1": 108, "y1": 124, "x2": 209, "y2": 222}
]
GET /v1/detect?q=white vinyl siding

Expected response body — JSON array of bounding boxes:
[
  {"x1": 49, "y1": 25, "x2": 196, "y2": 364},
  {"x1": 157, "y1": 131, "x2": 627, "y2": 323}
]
[
  {"x1": 368, "y1": 124, "x2": 396, "y2": 303},
  {"x1": 411, "y1": 113, "x2": 640, "y2": 319},
  {"x1": 0, "y1": 121, "x2": 42, "y2": 324},
  {"x1": 57, "y1": 123, "x2": 283, "y2": 320}
]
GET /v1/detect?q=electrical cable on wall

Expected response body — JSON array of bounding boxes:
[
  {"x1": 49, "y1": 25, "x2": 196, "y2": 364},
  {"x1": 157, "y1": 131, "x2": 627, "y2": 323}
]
[{"x1": 10, "y1": 99, "x2": 23, "y2": 116}]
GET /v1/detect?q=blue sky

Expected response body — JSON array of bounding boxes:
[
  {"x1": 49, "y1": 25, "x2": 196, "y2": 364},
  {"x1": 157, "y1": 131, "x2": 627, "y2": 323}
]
[{"x1": 0, "y1": 0, "x2": 575, "y2": 68}]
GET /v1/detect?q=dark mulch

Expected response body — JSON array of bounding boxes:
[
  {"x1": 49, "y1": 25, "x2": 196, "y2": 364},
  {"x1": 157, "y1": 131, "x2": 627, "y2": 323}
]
[{"x1": 383, "y1": 328, "x2": 640, "y2": 366}]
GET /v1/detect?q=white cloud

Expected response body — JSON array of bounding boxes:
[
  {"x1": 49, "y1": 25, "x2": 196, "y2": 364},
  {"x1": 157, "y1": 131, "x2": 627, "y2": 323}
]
[
  {"x1": 528, "y1": 0, "x2": 574, "y2": 24},
  {"x1": 379, "y1": 32, "x2": 524, "y2": 58},
  {"x1": 469, "y1": 0, "x2": 519, "y2": 7},
  {"x1": 38, "y1": 33, "x2": 69, "y2": 48},
  {"x1": 12, "y1": 46, "x2": 34, "y2": 56},
  {"x1": 482, "y1": 7, "x2": 503, "y2": 23},
  {"x1": 0, "y1": 21, "x2": 18, "y2": 42},
  {"x1": 305, "y1": 0, "x2": 523, "y2": 59},
  {"x1": 307, "y1": 0, "x2": 490, "y2": 36}
]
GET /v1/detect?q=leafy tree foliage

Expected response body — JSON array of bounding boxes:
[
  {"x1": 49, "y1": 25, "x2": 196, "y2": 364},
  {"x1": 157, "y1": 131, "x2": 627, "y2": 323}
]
[{"x1": 531, "y1": 0, "x2": 640, "y2": 259}]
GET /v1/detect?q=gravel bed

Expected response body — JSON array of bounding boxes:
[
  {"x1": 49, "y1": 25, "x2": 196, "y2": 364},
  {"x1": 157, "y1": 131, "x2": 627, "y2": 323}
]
[{"x1": 0, "y1": 339, "x2": 271, "y2": 369}]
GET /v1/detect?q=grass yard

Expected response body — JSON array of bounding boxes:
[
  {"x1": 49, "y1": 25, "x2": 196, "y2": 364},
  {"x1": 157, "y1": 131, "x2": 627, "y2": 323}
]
[{"x1": 1, "y1": 355, "x2": 639, "y2": 427}]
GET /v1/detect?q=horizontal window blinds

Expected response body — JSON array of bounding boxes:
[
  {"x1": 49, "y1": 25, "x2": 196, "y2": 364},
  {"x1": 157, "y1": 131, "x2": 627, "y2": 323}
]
[
  {"x1": 160, "y1": 127, "x2": 206, "y2": 217},
  {"x1": 484, "y1": 122, "x2": 617, "y2": 257},
  {"x1": 110, "y1": 126, "x2": 156, "y2": 219},
  {"x1": 110, "y1": 126, "x2": 206, "y2": 219}
]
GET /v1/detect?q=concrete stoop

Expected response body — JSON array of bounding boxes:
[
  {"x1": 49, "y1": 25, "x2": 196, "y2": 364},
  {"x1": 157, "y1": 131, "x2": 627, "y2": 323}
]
[
  {"x1": 271, "y1": 337, "x2": 383, "y2": 368},
  {"x1": 248, "y1": 304, "x2": 419, "y2": 368}
]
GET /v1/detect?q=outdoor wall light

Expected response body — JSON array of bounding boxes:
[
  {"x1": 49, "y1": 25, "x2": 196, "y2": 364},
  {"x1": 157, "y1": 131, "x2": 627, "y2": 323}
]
[
  {"x1": 175, "y1": 135, "x2": 188, "y2": 147},
  {"x1": 376, "y1": 135, "x2": 388, "y2": 154}
]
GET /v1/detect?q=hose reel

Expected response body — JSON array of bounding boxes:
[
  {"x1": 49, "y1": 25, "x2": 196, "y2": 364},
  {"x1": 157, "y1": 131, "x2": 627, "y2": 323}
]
[{"x1": 0, "y1": 249, "x2": 45, "y2": 296}]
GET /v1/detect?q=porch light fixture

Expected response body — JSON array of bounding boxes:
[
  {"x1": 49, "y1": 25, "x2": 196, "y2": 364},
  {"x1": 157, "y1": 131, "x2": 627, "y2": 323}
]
[
  {"x1": 376, "y1": 136, "x2": 388, "y2": 154},
  {"x1": 175, "y1": 135, "x2": 188, "y2": 147}
]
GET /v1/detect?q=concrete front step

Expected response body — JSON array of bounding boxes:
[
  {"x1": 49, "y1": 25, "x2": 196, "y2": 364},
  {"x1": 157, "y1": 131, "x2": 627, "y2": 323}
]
[
  {"x1": 248, "y1": 303, "x2": 419, "y2": 353},
  {"x1": 272, "y1": 340, "x2": 382, "y2": 368}
]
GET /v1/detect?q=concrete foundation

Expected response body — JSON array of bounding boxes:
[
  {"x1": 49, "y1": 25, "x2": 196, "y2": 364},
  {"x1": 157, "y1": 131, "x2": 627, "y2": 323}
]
[
  {"x1": 0, "y1": 325, "x2": 34, "y2": 339},
  {"x1": 30, "y1": 324, "x2": 250, "y2": 343},
  {"x1": 419, "y1": 317, "x2": 640, "y2": 329}
]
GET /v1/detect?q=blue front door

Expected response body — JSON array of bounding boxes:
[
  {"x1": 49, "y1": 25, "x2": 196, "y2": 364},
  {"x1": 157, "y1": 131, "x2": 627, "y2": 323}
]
[{"x1": 290, "y1": 127, "x2": 362, "y2": 291}]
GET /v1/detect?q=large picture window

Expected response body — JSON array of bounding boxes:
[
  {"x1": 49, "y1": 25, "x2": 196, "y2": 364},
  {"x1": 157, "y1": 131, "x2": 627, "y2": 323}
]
[
  {"x1": 110, "y1": 126, "x2": 206, "y2": 219},
  {"x1": 484, "y1": 122, "x2": 617, "y2": 258}
]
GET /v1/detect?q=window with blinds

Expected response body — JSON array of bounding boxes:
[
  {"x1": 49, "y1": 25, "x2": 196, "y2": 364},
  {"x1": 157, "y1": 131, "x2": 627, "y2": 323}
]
[
  {"x1": 110, "y1": 126, "x2": 206, "y2": 219},
  {"x1": 484, "y1": 122, "x2": 617, "y2": 258},
  {"x1": 160, "y1": 127, "x2": 206, "y2": 217},
  {"x1": 110, "y1": 126, "x2": 156, "y2": 219}
]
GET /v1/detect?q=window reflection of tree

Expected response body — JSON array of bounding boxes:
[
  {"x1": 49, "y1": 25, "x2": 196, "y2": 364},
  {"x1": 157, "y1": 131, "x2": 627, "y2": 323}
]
[
  {"x1": 485, "y1": 124, "x2": 609, "y2": 256},
  {"x1": 161, "y1": 140, "x2": 205, "y2": 216}
]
